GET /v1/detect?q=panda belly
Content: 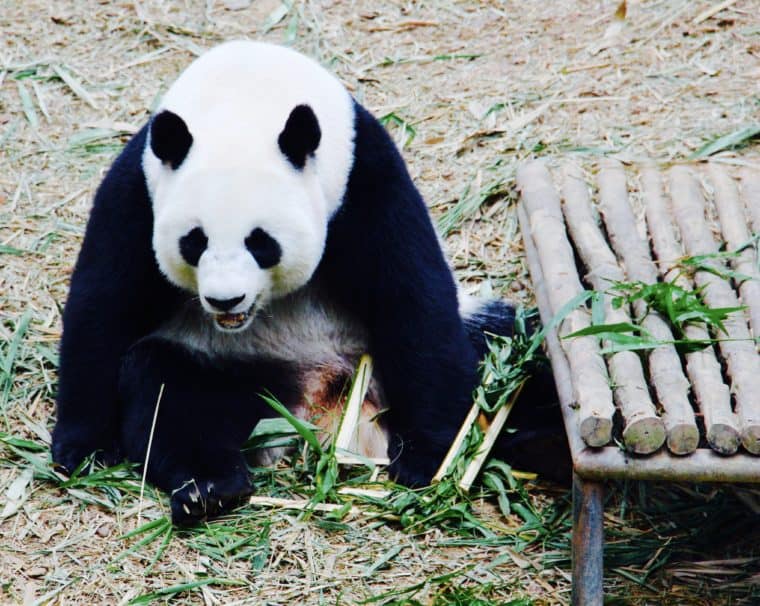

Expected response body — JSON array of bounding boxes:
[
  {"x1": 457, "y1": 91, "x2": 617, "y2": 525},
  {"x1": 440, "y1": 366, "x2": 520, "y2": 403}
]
[{"x1": 156, "y1": 288, "x2": 389, "y2": 460}]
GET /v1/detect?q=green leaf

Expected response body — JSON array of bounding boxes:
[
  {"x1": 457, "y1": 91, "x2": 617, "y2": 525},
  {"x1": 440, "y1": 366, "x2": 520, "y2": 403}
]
[
  {"x1": 259, "y1": 393, "x2": 322, "y2": 454},
  {"x1": 689, "y1": 124, "x2": 760, "y2": 159}
]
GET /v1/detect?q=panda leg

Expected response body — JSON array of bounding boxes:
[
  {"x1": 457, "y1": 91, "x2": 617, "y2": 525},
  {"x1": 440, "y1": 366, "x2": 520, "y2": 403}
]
[{"x1": 117, "y1": 336, "x2": 298, "y2": 525}]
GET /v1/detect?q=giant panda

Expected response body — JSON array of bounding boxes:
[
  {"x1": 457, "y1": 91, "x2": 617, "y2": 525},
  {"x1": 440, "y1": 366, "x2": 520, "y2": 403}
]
[{"x1": 51, "y1": 41, "x2": 561, "y2": 525}]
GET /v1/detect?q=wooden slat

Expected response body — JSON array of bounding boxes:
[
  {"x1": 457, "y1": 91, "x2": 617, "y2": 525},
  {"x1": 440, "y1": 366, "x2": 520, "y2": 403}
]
[
  {"x1": 517, "y1": 160, "x2": 614, "y2": 447},
  {"x1": 596, "y1": 160, "x2": 697, "y2": 455},
  {"x1": 669, "y1": 166, "x2": 760, "y2": 454},
  {"x1": 561, "y1": 162, "x2": 664, "y2": 454},
  {"x1": 710, "y1": 163, "x2": 760, "y2": 340},
  {"x1": 642, "y1": 166, "x2": 740, "y2": 455}
]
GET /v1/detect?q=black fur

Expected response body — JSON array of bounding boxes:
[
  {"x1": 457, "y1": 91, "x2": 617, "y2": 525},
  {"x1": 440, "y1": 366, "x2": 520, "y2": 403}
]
[
  {"x1": 315, "y1": 103, "x2": 480, "y2": 485},
  {"x1": 278, "y1": 104, "x2": 321, "y2": 169},
  {"x1": 245, "y1": 228, "x2": 281, "y2": 269},
  {"x1": 118, "y1": 337, "x2": 298, "y2": 525},
  {"x1": 150, "y1": 110, "x2": 193, "y2": 169},
  {"x1": 52, "y1": 99, "x2": 563, "y2": 525},
  {"x1": 179, "y1": 227, "x2": 207, "y2": 267},
  {"x1": 52, "y1": 126, "x2": 182, "y2": 474}
]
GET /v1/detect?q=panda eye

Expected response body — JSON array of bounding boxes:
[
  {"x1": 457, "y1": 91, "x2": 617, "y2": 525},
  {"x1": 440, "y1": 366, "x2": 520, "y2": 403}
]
[
  {"x1": 245, "y1": 228, "x2": 281, "y2": 269},
  {"x1": 179, "y1": 227, "x2": 208, "y2": 267}
]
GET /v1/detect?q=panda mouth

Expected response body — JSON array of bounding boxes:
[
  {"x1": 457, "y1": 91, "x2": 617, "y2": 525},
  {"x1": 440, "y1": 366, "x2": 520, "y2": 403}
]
[{"x1": 214, "y1": 309, "x2": 253, "y2": 332}]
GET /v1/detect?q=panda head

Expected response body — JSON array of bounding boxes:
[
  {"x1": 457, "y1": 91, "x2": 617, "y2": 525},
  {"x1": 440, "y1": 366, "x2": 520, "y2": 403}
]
[{"x1": 147, "y1": 104, "x2": 328, "y2": 333}]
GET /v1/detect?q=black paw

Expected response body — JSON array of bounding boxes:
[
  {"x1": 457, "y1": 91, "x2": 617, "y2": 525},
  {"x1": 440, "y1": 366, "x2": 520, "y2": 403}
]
[
  {"x1": 51, "y1": 427, "x2": 119, "y2": 475},
  {"x1": 170, "y1": 466, "x2": 253, "y2": 526}
]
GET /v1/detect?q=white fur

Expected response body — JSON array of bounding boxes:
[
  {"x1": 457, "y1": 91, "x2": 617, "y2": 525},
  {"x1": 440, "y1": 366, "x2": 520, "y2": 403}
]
[{"x1": 144, "y1": 41, "x2": 356, "y2": 309}]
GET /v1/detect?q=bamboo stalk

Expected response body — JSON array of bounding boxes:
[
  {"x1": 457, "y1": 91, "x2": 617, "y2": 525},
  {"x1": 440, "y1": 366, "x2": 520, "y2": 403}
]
[
  {"x1": 458, "y1": 383, "x2": 523, "y2": 492},
  {"x1": 517, "y1": 160, "x2": 614, "y2": 447},
  {"x1": 432, "y1": 403, "x2": 480, "y2": 482},
  {"x1": 560, "y1": 163, "x2": 665, "y2": 454},
  {"x1": 334, "y1": 354, "x2": 373, "y2": 453},
  {"x1": 642, "y1": 166, "x2": 740, "y2": 455},
  {"x1": 669, "y1": 166, "x2": 760, "y2": 454},
  {"x1": 739, "y1": 167, "x2": 760, "y2": 234},
  {"x1": 596, "y1": 160, "x2": 697, "y2": 454},
  {"x1": 710, "y1": 164, "x2": 760, "y2": 339}
]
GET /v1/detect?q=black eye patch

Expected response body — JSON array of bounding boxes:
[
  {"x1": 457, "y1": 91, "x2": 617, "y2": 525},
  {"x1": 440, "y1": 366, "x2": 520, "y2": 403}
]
[
  {"x1": 179, "y1": 227, "x2": 208, "y2": 267},
  {"x1": 245, "y1": 228, "x2": 281, "y2": 269}
]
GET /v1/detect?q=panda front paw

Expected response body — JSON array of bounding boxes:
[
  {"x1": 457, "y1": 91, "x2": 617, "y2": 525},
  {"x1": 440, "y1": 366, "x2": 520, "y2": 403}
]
[
  {"x1": 169, "y1": 464, "x2": 253, "y2": 526},
  {"x1": 51, "y1": 426, "x2": 119, "y2": 475}
]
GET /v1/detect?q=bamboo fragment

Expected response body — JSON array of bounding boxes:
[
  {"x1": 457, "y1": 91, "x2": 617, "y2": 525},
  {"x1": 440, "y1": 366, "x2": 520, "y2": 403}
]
[
  {"x1": 669, "y1": 167, "x2": 760, "y2": 454},
  {"x1": 596, "y1": 160, "x2": 697, "y2": 454},
  {"x1": 432, "y1": 403, "x2": 480, "y2": 482},
  {"x1": 334, "y1": 354, "x2": 373, "y2": 453},
  {"x1": 642, "y1": 166, "x2": 740, "y2": 454},
  {"x1": 561, "y1": 163, "x2": 665, "y2": 454},
  {"x1": 517, "y1": 160, "x2": 614, "y2": 447},
  {"x1": 739, "y1": 167, "x2": 760, "y2": 234},
  {"x1": 458, "y1": 383, "x2": 522, "y2": 492},
  {"x1": 709, "y1": 164, "x2": 760, "y2": 339}
]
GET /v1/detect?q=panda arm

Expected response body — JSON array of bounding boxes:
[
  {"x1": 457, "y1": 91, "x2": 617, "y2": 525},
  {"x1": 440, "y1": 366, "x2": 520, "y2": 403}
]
[
  {"x1": 318, "y1": 103, "x2": 479, "y2": 485},
  {"x1": 52, "y1": 126, "x2": 180, "y2": 472}
]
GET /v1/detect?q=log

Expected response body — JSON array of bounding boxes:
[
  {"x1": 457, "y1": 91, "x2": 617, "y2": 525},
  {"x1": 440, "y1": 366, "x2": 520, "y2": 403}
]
[
  {"x1": 561, "y1": 163, "x2": 665, "y2": 455},
  {"x1": 642, "y1": 166, "x2": 740, "y2": 454},
  {"x1": 710, "y1": 164, "x2": 760, "y2": 339},
  {"x1": 517, "y1": 160, "x2": 614, "y2": 447},
  {"x1": 739, "y1": 167, "x2": 760, "y2": 235},
  {"x1": 669, "y1": 166, "x2": 760, "y2": 454},
  {"x1": 597, "y1": 160, "x2": 697, "y2": 454}
]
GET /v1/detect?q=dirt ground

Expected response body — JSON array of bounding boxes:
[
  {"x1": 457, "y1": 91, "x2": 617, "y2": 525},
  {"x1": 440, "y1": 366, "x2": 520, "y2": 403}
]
[{"x1": 1, "y1": 1, "x2": 759, "y2": 605}]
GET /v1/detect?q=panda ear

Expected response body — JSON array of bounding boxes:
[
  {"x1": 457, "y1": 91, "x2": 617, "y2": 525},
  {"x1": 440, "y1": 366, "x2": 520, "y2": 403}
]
[
  {"x1": 150, "y1": 110, "x2": 193, "y2": 170},
  {"x1": 278, "y1": 104, "x2": 321, "y2": 169}
]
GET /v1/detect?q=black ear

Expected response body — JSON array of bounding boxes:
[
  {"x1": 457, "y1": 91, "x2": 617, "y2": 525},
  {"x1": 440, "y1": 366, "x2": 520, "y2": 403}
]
[
  {"x1": 150, "y1": 110, "x2": 193, "y2": 170},
  {"x1": 278, "y1": 104, "x2": 321, "y2": 169}
]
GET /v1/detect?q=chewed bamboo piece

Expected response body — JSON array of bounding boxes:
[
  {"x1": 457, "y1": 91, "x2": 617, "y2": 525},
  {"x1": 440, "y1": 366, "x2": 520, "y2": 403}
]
[
  {"x1": 597, "y1": 160, "x2": 697, "y2": 454},
  {"x1": 669, "y1": 166, "x2": 760, "y2": 454},
  {"x1": 641, "y1": 167, "x2": 740, "y2": 454},
  {"x1": 709, "y1": 164, "x2": 760, "y2": 340},
  {"x1": 561, "y1": 163, "x2": 665, "y2": 454},
  {"x1": 517, "y1": 160, "x2": 614, "y2": 447}
]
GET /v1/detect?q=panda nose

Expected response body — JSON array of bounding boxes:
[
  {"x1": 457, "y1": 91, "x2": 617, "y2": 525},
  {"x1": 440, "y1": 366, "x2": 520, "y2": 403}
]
[{"x1": 205, "y1": 295, "x2": 245, "y2": 312}]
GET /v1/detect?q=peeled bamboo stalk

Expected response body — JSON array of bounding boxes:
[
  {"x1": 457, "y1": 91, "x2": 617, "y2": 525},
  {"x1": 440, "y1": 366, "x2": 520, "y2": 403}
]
[
  {"x1": 458, "y1": 383, "x2": 523, "y2": 492},
  {"x1": 597, "y1": 160, "x2": 697, "y2": 454},
  {"x1": 561, "y1": 163, "x2": 665, "y2": 454},
  {"x1": 432, "y1": 403, "x2": 480, "y2": 482},
  {"x1": 517, "y1": 160, "x2": 614, "y2": 447},
  {"x1": 710, "y1": 164, "x2": 760, "y2": 339},
  {"x1": 334, "y1": 354, "x2": 373, "y2": 453},
  {"x1": 669, "y1": 166, "x2": 760, "y2": 454},
  {"x1": 739, "y1": 167, "x2": 760, "y2": 234},
  {"x1": 643, "y1": 166, "x2": 740, "y2": 455}
]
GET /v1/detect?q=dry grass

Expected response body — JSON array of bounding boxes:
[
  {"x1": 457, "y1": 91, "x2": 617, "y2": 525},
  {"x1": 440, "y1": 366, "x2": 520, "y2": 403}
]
[{"x1": 1, "y1": 1, "x2": 760, "y2": 604}]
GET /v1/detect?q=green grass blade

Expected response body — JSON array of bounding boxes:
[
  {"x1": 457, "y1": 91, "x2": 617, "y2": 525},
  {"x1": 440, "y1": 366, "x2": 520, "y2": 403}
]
[{"x1": 689, "y1": 124, "x2": 760, "y2": 159}]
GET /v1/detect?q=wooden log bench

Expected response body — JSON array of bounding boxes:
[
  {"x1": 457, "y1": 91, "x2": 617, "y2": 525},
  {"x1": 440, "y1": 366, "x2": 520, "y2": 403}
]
[{"x1": 516, "y1": 159, "x2": 760, "y2": 605}]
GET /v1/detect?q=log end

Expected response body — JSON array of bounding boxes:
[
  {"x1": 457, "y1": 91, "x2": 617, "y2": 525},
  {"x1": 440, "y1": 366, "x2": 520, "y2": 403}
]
[
  {"x1": 740, "y1": 424, "x2": 760, "y2": 455},
  {"x1": 665, "y1": 424, "x2": 700, "y2": 456},
  {"x1": 579, "y1": 415, "x2": 613, "y2": 447},
  {"x1": 622, "y1": 417, "x2": 667, "y2": 454},
  {"x1": 706, "y1": 423, "x2": 741, "y2": 455}
]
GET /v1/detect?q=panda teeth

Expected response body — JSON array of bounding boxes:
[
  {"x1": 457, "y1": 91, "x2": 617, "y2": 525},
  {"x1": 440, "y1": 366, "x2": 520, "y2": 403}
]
[{"x1": 215, "y1": 311, "x2": 250, "y2": 330}]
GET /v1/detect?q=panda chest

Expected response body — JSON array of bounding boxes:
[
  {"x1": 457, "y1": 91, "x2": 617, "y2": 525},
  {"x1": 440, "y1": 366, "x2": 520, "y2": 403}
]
[{"x1": 158, "y1": 292, "x2": 389, "y2": 458}]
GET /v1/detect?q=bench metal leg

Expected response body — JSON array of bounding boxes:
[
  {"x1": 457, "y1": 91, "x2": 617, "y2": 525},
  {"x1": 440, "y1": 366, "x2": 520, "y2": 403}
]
[{"x1": 572, "y1": 473, "x2": 604, "y2": 606}]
